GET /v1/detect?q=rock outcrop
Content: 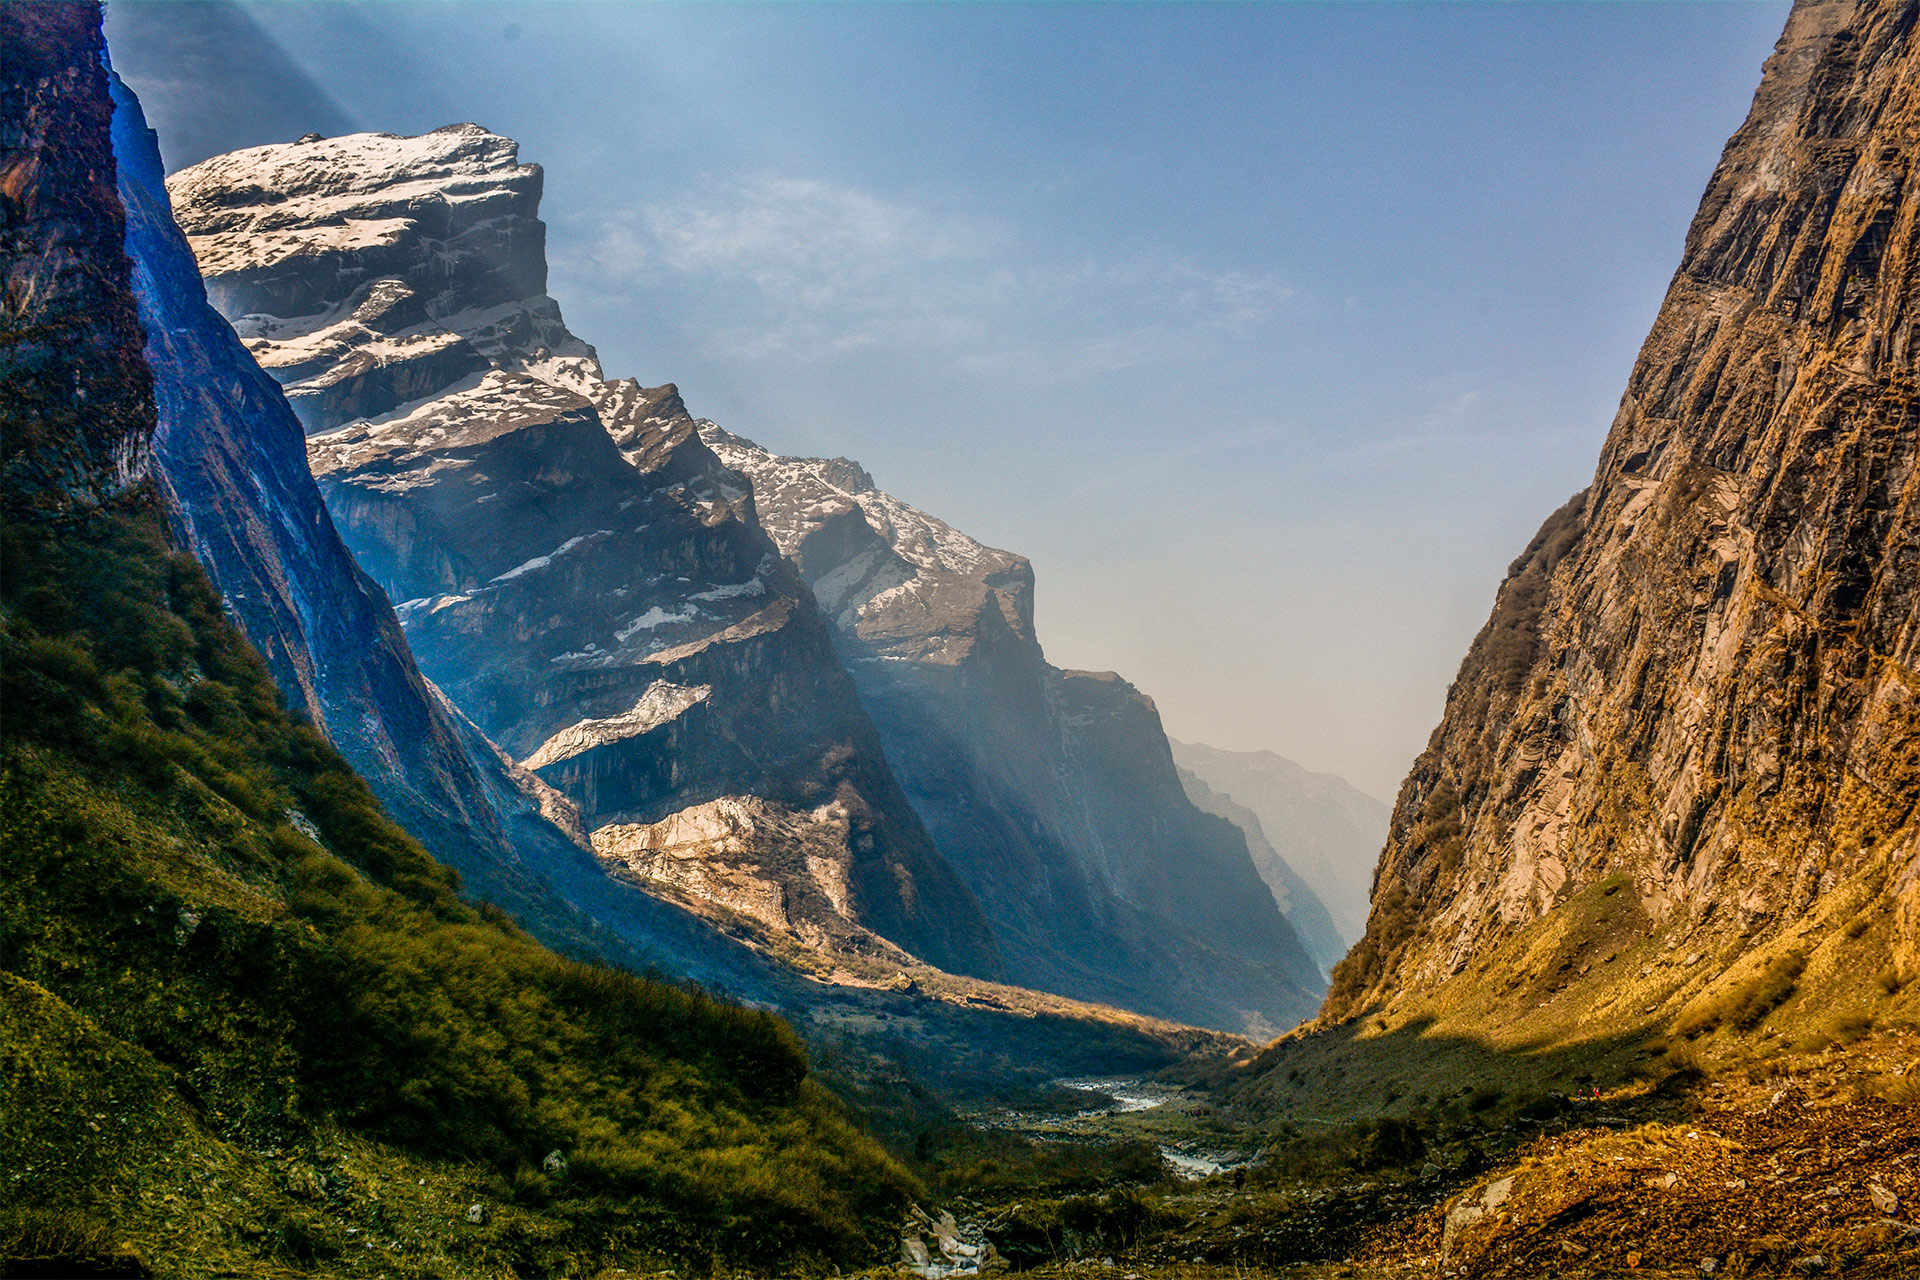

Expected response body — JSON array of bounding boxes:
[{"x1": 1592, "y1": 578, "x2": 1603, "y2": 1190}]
[
  {"x1": 706, "y1": 428, "x2": 1325, "y2": 1034},
  {"x1": 1170, "y1": 740, "x2": 1389, "y2": 952},
  {"x1": 1326, "y1": 0, "x2": 1920, "y2": 1023},
  {"x1": 1, "y1": 2, "x2": 152, "y2": 516},
  {"x1": 166, "y1": 127, "x2": 1000, "y2": 980}
]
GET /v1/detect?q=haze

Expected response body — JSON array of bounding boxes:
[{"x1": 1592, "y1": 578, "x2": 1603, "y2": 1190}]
[{"x1": 107, "y1": 0, "x2": 1791, "y2": 799}]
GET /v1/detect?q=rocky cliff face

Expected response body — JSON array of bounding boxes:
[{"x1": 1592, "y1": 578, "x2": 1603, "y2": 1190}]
[
  {"x1": 167, "y1": 128, "x2": 999, "y2": 980},
  {"x1": 1170, "y1": 740, "x2": 1389, "y2": 951},
  {"x1": 1, "y1": 2, "x2": 152, "y2": 517},
  {"x1": 707, "y1": 428, "x2": 1324, "y2": 1034},
  {"x1": 105, "y1": 79, "x2": 808, "y2": 993},
  {"x1": 1326, "y1": 0, "x2": 1920, "y2": 1025}
]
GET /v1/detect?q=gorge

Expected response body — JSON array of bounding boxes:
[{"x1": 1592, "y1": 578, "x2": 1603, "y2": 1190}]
[{"x1": 8, "y1": 0, "x2": 1920, "y2": 1276}]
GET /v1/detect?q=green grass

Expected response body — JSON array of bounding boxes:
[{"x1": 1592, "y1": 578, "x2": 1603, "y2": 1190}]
[{"x1": 0, "y1": 501, "x2": 912, "y2": 1276}]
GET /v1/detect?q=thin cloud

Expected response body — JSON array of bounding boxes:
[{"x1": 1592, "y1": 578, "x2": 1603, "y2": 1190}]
[{"x1": 551, "y1": 174, "x2": 1294, "y2": 376}]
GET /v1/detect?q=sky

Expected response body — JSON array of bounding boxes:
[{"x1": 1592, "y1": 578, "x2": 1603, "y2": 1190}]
[{"x1": 107, "y1": 0, "x2": 1793, "y2": 801}]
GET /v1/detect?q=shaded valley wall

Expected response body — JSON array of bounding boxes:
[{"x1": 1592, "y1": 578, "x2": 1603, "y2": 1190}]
[
  {"x1": 166, "y1": 129, "x2": 999, "y2": 979},
  {"x1": 706, "y1": 428, "x2": 1325, "y2": 1035}
]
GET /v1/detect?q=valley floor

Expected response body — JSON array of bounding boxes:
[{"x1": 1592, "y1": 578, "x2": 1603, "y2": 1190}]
[{"x1": 859, "y1": 1029, "x2": 1920, "y2": 1280}]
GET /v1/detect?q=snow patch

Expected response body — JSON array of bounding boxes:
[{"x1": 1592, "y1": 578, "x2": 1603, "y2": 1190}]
[
  {"x1": 490, "y1": 531, "x2": 608, "y2": 583},
  {"x1": 614, "y1": 605, "x2": 697, "y2": 641},
  {"x1": 521, "y1": 681, "x2": 712, "y2": 770}
]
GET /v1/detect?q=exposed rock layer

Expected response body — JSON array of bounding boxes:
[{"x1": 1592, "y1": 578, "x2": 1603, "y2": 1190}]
[
  {"x1": 707, "y1": 428, "x2": 1325, "y2": 1034},
  {"x1": 107, "y1": 74, "x2": 807, "y2": 994},
  {"x1": 1327, "y1": 0, "x2": 1920, "y2": 1021},
  {"x1": 0, "y1": 2, "x2": 152, "y2": 515},
  {"x1": 168, "y1": 128, "x2": 999, "y2": 979}
]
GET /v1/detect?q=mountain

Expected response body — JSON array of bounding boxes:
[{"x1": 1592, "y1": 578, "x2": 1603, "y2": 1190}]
[
  {"x1": 104, "y1": 71, "x2": 764, "y2": 991},
  {"x1": 1173, "y1": 765, "x2": 1351, "y2": 975},
  {"x1": 1169, "y1": 741, "x2": 1389, "y2": 949},
  {"x1": 1317, "y1": 0, "x2": 1920, "y2": 1045},
  {"x1": 0, "y1": 8, "x2": 912, "y2": 1273},
  {"x1": 108, "y1": 68, "x2": 1243, "y2": 1121},
  {"x1": 163, "y1": 126, "x2": 1000, "y2": 981},
  {"x1": 705, "y1": 427, "x2": 1325, "y2": 1036}
]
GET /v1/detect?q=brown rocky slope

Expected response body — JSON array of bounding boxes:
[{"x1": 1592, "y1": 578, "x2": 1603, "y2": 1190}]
[{"x1": 1324, "y1": 0, "x2": 1920, "y2": 1038}]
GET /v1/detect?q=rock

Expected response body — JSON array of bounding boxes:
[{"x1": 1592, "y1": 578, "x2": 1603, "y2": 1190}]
[
  {"x1": 1791, "y1": 1256, "x2": 1828, "y2": 1273},
  {"x1": 1871, "y1": 1182, "x2": 1899, "y2": 1215},
  {"x1": 707, "y1": 426, "x2": 1325, "y2": 1033},
  {"x1": 167, "y1": 126, "x2": 1002, "y2": 983},
  {"x1": 1701, "y1": 1259, "x2": 1718, "y2": 1274},
  {"x1": 1440, "y1": 1198, "x2": 1486, "y2": 1256},
  {"x1": 1318, "y1": 0, "x2": 1920, "y2": 1032},
  {"x1": 465, "y1": 1203, "x2": 486, "y2": 1225}
]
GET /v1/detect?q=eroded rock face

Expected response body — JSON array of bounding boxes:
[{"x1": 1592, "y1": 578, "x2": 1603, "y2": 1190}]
[
  {"x1": 593, "y1": 795, "x2": 918, "y2": 964},
  {"x1": 706, "y1": 429, "x2": 1325, "y2": 1035},
  {"x1": 1327, "y1": 0, "x2": 1920, "y2": 1019},
  {"x1": 167, "y1": 127, "x2": 1000, "y2": 980},
  {"x1": 106, "y1": 77, "x2": 809, "y2": 992},
  {"x1": 0, "y1": 2, "x2": 153, "y2": 516}
]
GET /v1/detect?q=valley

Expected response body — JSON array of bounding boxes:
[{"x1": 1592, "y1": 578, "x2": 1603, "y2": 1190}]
[{"x1": 7, "y1": 0, "x2": 1920, "y2": 1275}]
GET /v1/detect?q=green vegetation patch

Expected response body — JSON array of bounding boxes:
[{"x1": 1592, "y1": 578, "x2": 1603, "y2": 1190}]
[{"x1": 0, "y1": 503, "x2": 911, "y2": 1276}]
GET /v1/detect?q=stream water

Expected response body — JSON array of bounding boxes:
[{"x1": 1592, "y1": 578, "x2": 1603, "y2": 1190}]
[{"x1": 985, "y1": 1077, "x2": 1243, "y2": 1178}]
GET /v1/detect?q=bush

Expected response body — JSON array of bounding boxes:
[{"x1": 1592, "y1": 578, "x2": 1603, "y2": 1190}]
[{"x1": 1351, "y1": 1117, "x2": 1426, "y2": 1170}]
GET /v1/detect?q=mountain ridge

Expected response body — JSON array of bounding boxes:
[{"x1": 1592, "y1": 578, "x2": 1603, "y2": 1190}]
[
  {"x1": 1318, "y1": 0, "x2": 1920, "y2": 1044},
  {"x1": 166, "y1": 125, "x2": 1003, "y2": 981},
  {"x1": 705, "y1": 423, "x2": 1326, "y2": 1035}
]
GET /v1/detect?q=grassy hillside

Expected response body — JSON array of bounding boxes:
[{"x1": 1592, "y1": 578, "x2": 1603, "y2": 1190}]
[{"x1": 0, "y1": 499, "x2": 911, "y2": 1277}]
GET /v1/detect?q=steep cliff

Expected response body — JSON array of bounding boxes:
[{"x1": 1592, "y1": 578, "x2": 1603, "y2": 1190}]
[
  {"x1": 1325, "y1": 0, "x2": 1920, "y2": 1034},
  {"x1": 166, "y1": 128, "x2": 999, "y2": 980},
  {"x1": 706, "y1": 428, "x2": 1324, "y2": 1035},
  {"x1": 0, "y1": 3, "x2": 151, "y2": 516},
  {"x1": 108, "y1": 75, "x2": 672, "y2": 974},
  {"x1": 0, "y1": 11, "x2": 915, "y2": 1271}
]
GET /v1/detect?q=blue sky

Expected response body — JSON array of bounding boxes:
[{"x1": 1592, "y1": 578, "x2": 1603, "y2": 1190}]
[{"x1": 109, "y1": 1, "x2": 1792, "y2": 798}]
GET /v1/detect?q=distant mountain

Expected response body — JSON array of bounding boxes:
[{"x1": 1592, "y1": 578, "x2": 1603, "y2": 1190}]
[
  {"x1": 1170, "y1": 741, "x2": 1388, "y2": 949},
  {"x1": 165, "y1": 126, "x2": 1000, "y2": 981},
  {"x1": 1174, "y1": 767, "x2": 1350, "y2": 976},
  {"x1": 707, "y1": 427, "x2": 1326, "y2": 1035}
]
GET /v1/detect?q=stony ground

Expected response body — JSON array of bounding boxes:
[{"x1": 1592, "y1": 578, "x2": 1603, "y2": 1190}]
[{"x1": 859, "y1": 1032, "x2": 1920, "y2": 1280}]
